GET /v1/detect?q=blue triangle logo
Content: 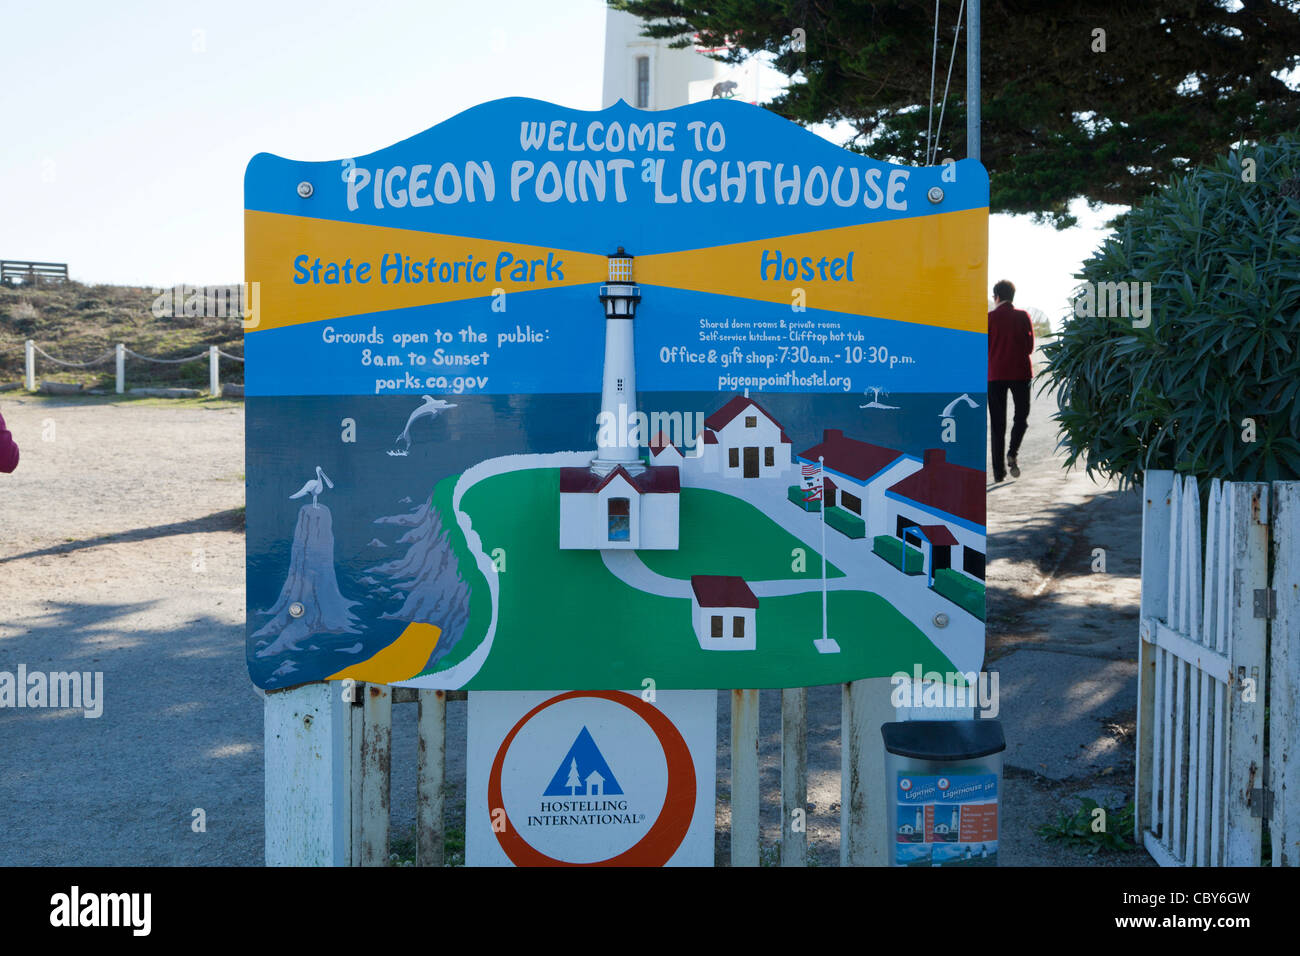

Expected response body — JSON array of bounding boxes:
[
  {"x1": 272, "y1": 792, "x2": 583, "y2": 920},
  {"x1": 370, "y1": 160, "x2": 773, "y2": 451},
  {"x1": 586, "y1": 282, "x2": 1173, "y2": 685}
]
[{"x1": 542, "y1": 726, "x2": 624, "y2": 797}]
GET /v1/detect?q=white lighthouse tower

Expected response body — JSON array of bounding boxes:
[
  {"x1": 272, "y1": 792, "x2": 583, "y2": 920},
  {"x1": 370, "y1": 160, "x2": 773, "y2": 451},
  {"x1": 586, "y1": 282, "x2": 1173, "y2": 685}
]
[
  {"x1": 591, "y1": 248, "x2": 643, "y2": 477},
  {"x1": 557, "y1": 247, "x2": 680, "y2": 551}
]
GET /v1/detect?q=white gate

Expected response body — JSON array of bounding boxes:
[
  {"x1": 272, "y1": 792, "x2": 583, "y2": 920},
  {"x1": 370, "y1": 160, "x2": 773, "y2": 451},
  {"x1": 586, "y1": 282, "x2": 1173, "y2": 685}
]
[{"x1": 1137, "y1": 471, "x2": 1299, "y2": 866}]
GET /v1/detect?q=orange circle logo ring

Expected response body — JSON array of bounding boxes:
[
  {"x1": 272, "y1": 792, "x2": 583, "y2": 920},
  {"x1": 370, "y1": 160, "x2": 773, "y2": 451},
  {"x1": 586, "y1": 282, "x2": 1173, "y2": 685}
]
[{"x1": 487, "y1": 690, "x2": 696, "y2": 867}]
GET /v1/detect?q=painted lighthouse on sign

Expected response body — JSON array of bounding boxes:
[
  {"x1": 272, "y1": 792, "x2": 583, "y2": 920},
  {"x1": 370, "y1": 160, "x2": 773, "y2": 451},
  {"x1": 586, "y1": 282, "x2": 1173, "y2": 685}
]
[{"x1": 559, "y1": 248, "x2": 681, "y2": 550}]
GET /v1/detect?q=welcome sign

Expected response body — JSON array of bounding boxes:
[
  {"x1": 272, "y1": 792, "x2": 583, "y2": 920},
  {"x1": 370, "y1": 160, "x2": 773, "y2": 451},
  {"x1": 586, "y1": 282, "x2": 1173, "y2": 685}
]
[{"x1": 244, "y1": 97, "x2": 988, "y2": 691}]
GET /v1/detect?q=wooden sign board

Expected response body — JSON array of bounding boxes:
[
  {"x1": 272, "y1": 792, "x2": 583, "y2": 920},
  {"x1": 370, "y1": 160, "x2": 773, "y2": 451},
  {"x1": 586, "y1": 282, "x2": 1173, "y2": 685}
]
[{"x1": 243, "y1": 97, "x2": 989, "y2": 691}]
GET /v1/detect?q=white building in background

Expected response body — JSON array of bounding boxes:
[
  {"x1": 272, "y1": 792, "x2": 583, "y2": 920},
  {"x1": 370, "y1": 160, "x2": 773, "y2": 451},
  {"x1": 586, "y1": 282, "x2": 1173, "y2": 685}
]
[{"x1": 601, "y1": 7, "x2": 766, "y2": 109}]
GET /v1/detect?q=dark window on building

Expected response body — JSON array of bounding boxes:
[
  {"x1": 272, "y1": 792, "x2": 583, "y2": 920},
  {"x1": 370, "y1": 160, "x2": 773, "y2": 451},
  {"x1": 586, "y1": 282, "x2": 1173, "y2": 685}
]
[
  {"x1": 711, "y1": 615, "x2": 723, "y2": 638},
  {"x1": 745, "y1": 415, "x2": 757, "y2": 428},
  {"x1": 733, "y1": 615, "x2": 745, "y2": 638},
  {"x1": 963, "y1": 547, "x2": 986, "y2": 580},
  {"x1": 616, "y1": 377, "x2": 623, "y2": 392},
  {"x1": 636, "y1": 57, "x2": 650, "y2": 108},
  {"x1": 764, "y1": 446, "x2": 774, "y2": 467},
  {"x1": 897, "y1": 515, "x2": 921, "y2": 538},
  {"x1": 608, "y1": 497, "x2": 630, "y2": 541},
  {"x1": 729, "y1": 447, "x2": 739, "y2": 468},
  {"x1": 841, "y1": 491, "x2": 862, "y2": 514}
]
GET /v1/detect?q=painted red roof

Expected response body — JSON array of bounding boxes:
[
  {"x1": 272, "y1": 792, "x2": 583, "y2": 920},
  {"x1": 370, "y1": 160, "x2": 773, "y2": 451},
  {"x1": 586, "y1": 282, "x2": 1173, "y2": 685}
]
[
  {"x1": 917, "y1": 524, "x2": 959, "y2": 546},
  {"x1": 691, "y1": 574, "x2": 759, "y2": 609},
  {"x1": 559, "y1": 464, "x2": 680, "y2": 494},
  {"x1": 703, "y1": 431, "x2": 718, "y2": 444},
  {"x1": 648, "y1": 431, "x2": 682, "y2": 457},
  {"x1": 799, "y1": 429, "x2": 903, "y2": 483},
  {"x1": 704, "y1": 395, "x2": 789, "y2": 441},
  {"x1": 887, "y1": 449, "x2": 985, "y2": 525}
]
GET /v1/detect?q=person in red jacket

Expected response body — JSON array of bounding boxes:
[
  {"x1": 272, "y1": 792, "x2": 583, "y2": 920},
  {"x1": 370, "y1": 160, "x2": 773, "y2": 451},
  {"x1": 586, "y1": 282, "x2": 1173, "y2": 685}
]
[
  {"x1": 0, "y1": 407, "x2": 19, "y2": 473},
  {"x1": 987, "y1": 278, "x2": 1034, "y2": 483}
]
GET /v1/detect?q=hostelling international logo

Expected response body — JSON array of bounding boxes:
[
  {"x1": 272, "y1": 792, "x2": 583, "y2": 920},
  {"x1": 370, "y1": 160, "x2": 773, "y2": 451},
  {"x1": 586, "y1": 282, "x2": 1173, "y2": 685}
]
[
  {"x1": 486, "y1": 690, "x2": 697, "y2": 866},
  {"x1": 526, "y1": 726, "x2": 648, "y2": 828}
]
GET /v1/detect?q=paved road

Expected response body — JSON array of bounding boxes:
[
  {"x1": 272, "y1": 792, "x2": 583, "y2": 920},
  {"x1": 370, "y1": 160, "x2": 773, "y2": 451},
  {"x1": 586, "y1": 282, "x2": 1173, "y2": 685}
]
[{"x1": 983, "y1": 343, "x2": 1153, "y2": 866}]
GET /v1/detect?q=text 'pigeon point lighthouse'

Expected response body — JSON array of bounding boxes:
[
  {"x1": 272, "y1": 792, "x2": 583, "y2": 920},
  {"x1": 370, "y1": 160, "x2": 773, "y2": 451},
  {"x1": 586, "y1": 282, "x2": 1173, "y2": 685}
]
[{"x1": 558, "y1": 249, "x2": 680, "y2": 550}]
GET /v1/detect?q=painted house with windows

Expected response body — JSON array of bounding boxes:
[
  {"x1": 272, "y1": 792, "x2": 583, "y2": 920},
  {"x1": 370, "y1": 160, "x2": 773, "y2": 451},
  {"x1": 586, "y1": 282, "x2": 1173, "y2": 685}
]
[
  {"x1": 689, "y1": 574, "x2": 758, "y2": 651},
  {"x1": 797, "y1": 429, "x2": 922, "y2": 536},
  {"x1": 696, "y1": 392, "x2": 793, "y2": 478},
  {"x1": 884, "y1": 448, "x2": 986, "y2": 582},
  {"x1": 560, "y1": 464, "x2": 680, "y2": 550}
]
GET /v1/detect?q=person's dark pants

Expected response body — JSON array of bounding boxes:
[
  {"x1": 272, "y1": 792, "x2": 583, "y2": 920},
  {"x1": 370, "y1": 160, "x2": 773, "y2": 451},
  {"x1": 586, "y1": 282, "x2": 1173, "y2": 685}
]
[{"x1": 988, "y1": 379, "x2": 1031, "y2": 478}]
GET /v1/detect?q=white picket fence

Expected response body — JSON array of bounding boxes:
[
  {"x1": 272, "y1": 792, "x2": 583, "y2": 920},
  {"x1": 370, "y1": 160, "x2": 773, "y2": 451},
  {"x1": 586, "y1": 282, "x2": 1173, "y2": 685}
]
[
  {"x1": 264, "y1": 678, "x2": 912, "y2": 867},
  {"x1": 21, "y1": 339, "x2": 242, "y2": 395},
  {"x1": 1136, "y1": 471, "x2": 1299, "y2": 866}
]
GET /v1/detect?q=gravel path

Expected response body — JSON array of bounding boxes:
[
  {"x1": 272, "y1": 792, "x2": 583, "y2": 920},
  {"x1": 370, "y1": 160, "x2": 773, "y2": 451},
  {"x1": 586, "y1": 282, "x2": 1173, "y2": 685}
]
[{"x1": 0, "y1": 396, "x2": 257, "y2": 865}]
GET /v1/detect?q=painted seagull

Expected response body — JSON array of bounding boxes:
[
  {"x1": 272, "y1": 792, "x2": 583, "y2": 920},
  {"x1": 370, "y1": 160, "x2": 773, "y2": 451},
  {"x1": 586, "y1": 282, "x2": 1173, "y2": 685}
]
[
  {"x1": 939, "y1": 393, "x2": 980, "y2": 417},
  {"x1": 289, "y1": 465, "x2": 334, "y2": 507},
  {"x1": 395, "y1": 396, "x2": 457, "y2": 450}
]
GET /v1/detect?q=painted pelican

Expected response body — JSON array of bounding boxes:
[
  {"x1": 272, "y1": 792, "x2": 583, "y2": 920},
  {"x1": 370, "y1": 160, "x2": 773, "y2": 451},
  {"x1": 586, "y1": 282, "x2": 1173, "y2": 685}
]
[
  {"x1": 395, "y1": 396, "x2": 457, "y2": 449},
  {"x1": 289, "y1": 465, "x2": 334, "y2": 507}
]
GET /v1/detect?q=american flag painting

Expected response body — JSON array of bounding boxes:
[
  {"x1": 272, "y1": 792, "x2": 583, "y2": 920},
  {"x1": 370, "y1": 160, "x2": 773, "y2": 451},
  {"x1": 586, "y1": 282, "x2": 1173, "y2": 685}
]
[{"x1": 802, "y1": 461, "x2": 822, "y2": 501}]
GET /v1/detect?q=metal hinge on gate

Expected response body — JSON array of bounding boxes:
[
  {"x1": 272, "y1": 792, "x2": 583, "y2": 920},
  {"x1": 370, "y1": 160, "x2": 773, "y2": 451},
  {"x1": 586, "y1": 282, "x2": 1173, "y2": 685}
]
[
  {"x1": 1253, "y1": 589, "x2": 1276, "y2": 620},
  {"x1": 1251, "y1": 764, "x2": 1274, "y2": 820}
]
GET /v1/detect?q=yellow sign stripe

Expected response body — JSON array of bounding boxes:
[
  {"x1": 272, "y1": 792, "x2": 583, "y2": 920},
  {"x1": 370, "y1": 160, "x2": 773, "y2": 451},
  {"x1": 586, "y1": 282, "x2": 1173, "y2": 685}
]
[
  {"x1": 635, "y1": 207, "x2": 988, "y2": 333},
  {"x1": 245, "y1": 210, "x2": 609, "y2": 333},
  {"x1": 245, "y1": 206, "x2": 987, "y2": 333}
]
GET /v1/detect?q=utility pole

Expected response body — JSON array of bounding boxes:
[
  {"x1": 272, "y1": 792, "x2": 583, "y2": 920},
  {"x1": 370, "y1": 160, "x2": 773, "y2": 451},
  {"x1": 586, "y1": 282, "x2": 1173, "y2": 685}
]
[{"x1": 967, "y1": 0, "x2": 980, "y2": 161}]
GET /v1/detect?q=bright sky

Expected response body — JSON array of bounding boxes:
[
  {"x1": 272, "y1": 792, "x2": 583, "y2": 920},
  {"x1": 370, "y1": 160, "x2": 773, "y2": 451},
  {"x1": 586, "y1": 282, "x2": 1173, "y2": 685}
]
[{"x1": 0, "y1": 0, "x2": 1114, "y2": 329}]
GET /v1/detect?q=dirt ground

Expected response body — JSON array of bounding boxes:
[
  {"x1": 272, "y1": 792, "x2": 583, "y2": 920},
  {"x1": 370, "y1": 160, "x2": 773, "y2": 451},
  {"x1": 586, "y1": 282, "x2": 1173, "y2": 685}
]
[{"x1": 0, "y1": 381, "x2": 1151, "y2": 866}]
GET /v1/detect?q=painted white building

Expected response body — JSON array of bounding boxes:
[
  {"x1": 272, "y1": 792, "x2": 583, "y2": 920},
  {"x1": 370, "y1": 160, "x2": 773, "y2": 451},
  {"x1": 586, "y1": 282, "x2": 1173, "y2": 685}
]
[
  {"x1": 559, "y1": 250, "x2": 681, "y2": 550},
  {"x1": 797, "y1": 429, "x2": 922, "y2": 537},
  {"x1": 884, "y1": 448, "x2": 986, "y2": 582},
  {"x1": 690, "y1": 575, "x2": 757, "y2": 651},
  {"x1": 560, "y1": 464, "x2": 680, "y2": 550},
  {"x1": 601, "y1": 8, "x2": 765, "y2": 110},
  {"x1": 647, "y1": 431, "x2": 686, "y2": 467},
  {"x1": 696, "y1": 392, "x2": 792, "y2": 478}
]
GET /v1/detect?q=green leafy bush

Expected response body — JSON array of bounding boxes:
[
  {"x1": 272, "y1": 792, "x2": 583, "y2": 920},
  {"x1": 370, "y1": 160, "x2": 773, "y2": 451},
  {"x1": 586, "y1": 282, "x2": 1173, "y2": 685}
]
[
  {"x1": 825, "y1": 506, "x2": 865, "y2": 538},
  {"x1": 1037, "y1": 799, "x2": 1137, "y2": 855},
  {"x1": 873, "y1": 534, "x2": 923, "y2": 574},
  {"x1": 787, "y1": 484, "x2": 819, "y2": 511},
  {"x1": 932, "y1": 569, "x2": 985, "y2": 621},
  {"x1": 1043, "y1": 133, "x2": 1300, "y2": 486}
]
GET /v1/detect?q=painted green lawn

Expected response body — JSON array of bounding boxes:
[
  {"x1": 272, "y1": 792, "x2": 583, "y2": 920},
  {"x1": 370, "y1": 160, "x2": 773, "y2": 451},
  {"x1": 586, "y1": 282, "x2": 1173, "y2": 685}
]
[
  {"x1": 426, "y1": 467, "x2": 952, "y2": 689},
  {"x1": 639, "y1": 486, "x2": 843, "y2": 581}
]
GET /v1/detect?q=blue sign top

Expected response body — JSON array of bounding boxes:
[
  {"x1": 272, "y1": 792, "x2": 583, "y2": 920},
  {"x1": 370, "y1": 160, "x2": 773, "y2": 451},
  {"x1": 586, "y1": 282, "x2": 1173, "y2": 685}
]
[{"x1": 246, "y1": 96, "x2": 988, "y2": 257}]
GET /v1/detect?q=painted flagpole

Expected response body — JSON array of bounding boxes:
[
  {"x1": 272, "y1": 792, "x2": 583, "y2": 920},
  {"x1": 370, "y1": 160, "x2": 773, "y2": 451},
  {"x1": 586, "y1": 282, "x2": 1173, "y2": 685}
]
[{"x1": 819, "y1": 455, "x2": 827, "y2": 643}]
